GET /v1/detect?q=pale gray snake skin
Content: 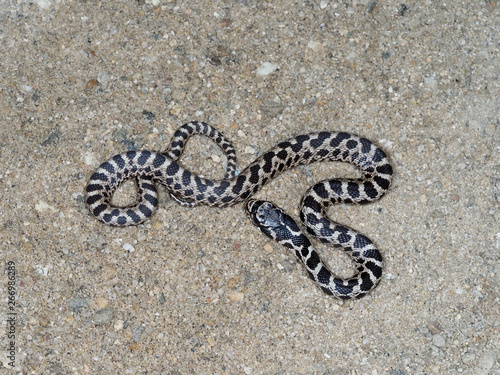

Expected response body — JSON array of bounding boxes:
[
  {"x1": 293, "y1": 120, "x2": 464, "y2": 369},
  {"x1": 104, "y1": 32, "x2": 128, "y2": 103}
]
[{"x1": 86, "y1": 121, "x2": 393, "y2": 299}]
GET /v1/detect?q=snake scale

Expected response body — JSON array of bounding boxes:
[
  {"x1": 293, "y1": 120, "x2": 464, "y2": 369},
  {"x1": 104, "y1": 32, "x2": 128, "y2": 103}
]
[{"x1": 86, "y1": 121, "x2": 393, "y2": 299}]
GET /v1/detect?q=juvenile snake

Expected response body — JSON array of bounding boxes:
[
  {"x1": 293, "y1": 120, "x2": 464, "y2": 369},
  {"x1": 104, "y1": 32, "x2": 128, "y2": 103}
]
[{"x1": 86, "y1": 121, "x2": 393, "y2": 299}]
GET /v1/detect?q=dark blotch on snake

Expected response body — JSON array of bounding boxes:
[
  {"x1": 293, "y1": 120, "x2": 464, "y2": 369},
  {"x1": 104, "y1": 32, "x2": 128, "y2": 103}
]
[
  {"x1": 166, "y1": 162, "x2": 179, "y2": 176},
  {"x1": 335, "y1": 281, "x2": 354, "y2": 297},
  {"x1": 302, "y1": 195, "x2": 322, "y2": 213},
  {"x1": 232, "y1": 175, "x2": 246, "y2": 194},
  {"x1": 365, "y1": 261, "x2": 383, "y2": 279},
  {"x1": 313, "y1": 183, "x2": 329, "y2": 199},
  {"x1": 330, "y1": 132, "x2": 350, "y2": 147},
  {"x1": 335, "y1": 225, "x2": 351, "y2": 243},
  {"x1": 170, "y1": 149, "x2": 181, "y2": 158},
  {"x1": 100, "y1": 161, "x2": 115, "y2": 174},
  {"x1": 194, "y1": 176, "x2": 207, "y2": 193},
  {"x1": 321, "y1": 285, "x2": 334, "y2": 295},
  {"x1": 86, "y1": 194, "x2": 102, "y2": 205},
  {"x1": 359, "y1": 138, "x2": 373, "y2": 154},
  {"x1": 112, "y1": 154, "x2": 125, "y2": 169},
  {"x1": 305, "y1": 251, "x2": 321, "y2": 270},
  {"x1": 240, "y1": 190, "x2": 251, "y2": 200},
  {"x1": 363, "y1": 181, "x2": 378, "y2": 199},
  {"x1": 182, "y1": 170, "x2": 192, "y2": 186},
  {"x1": 144, "y1": 193, "x2": 158, "y2": 206},
  {"x1": 92, "y1": 204, "x2": 107, "y2": 217},
  {"x1": 328, "y1": 180, "x2": 343, "y2": 196},
  {"x1": 374, "y1": 176, "x2": 390, "y2": 190},
  {"x1": 359, "y1": 272, "x2": 374, "y2": 291},
  {"x1": 137, "y1": 151, "x2": 151, "y2": 165},
  {"x1": 221, "y1": 195, "x2": 233, "y2": 203},
  {"x1": 372, "y1": 148, "x2": 387, "y2": 162},
  {"x1": 117, "y1": 216, "x2": 127, "y2": 225},
  {"x1": 317, "y1": 266, "x2": 332, "y2": 284},
  {"x1": 125, "y1": 151, "x2": 137, "y2": 161},
  {"x1": 86, "y1": 183, "x2": 102, "y2": 193},
  {"x1": 214, "y1": 181, "x2": 230, "y2": 196},
  {"x1": 249, "y1": 165, "x2": 261, "y2": 184},
  {"x1": 277, "y1": 141, "x2": 292, "y2": 149},
  {"x1": 354, "y1": 234, "x2": 372, "y2": 248},
  {"x1": 316, "y1": 149, "x2": 329, "y2": 158},
  {"x1": 346, "y1": 139, "x2": 358, "y2": 149},
  {"x1": 306, "y1": 213, "x2": 320, "y2": 226},
  {"x1": 363, "y1": 249, "x2": 382, "y2": 262},
  {"x1": 347, "y1": 182, "x2": 360, "y2": 198},
  {"x1": 126, "y1": 209, "x2": 142, "y2": 223},
  {"x1": 310, "y1": 136, "x2": 325, "y2": 149},
  {"x1": 276, "y1": 150, "x2": 288, "y2": 160},
  {"x1": 139, "y1": 204, "x2": 152, "y2": 217},
  {"x1": 152, "y1": 153, "x2": 167, "y2": 168},
  {"x1": 140, "y1": 181, "x2": 156, "y2": 191},
  {"x1": 90, "y1": 172, "x2": 108, "y2": 182},
  {"x1": 291, "y1": 135, "x2": 309, "y2": 153},
  {"x1": 376, "y1": 163, "x2": 393, "y2": 175},
  {"x1": 320, "y1": 227, "x2": 335, "y2": 237},
  {"x1": 262, "y1": 152, "x2": 275, "y2": 173}
]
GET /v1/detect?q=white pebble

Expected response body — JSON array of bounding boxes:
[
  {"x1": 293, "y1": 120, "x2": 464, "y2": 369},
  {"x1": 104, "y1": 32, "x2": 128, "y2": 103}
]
[
  {"x1": 35, "y1": 200, "x2": 55, "y2": 212},
  {"x1": 307, "y1": 40, "x2": 322, "y2": 50},
  {"x1": 114, "y1": 319, "x2": 124, "y2": 330},
  {"x1": 84, "y1": 152, "x2": 97, "y2": 166},
  {"x1": 432, "y1": 334, "x2": 445, "y2": 347},
  {"x1": 244, "y1": 146, "x2": 256, "y2": 155},
  {"x1": 32, "y1": 0, "x2": 52, "y2": 9},
  {"x1": 241, "y1": 365, "x2": 252, "y2": 374},
  {"x1": 255, "y1": 62, "x2": 278, "y2": 77},
  {"x1": 122, "y1": 243, "x2": 135, "y2": 252},
  {"x1": 21, "y1": 85, "x2": 33, "y2": 94}
]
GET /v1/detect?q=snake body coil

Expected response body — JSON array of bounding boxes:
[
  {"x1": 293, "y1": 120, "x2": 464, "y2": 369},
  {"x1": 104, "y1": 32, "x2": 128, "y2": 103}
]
[{"x1": 86, "y1": 121, "x2": 393, "y2": 299}]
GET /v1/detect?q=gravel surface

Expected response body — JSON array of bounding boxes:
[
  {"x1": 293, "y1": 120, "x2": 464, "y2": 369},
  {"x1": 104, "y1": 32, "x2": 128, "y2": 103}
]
[{"x1": 0, "y1": 1, "x2": 499, "y2": 374}]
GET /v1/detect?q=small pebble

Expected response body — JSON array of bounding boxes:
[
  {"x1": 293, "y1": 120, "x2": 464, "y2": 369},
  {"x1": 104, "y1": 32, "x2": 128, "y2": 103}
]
[
  {"x1": 35, "y1": 200, "x2": 55, "y2": 212},
  {"x1": 100, "y1": 266, "x2": 117, "y2": 280},
  {"x1": 432, "y1": 334, "x2": 445, "y2": 347},
  {"x1": 476, "y1": 350, "x2": 496, "y2": 375},
  {"x1": 263, "y1": 243, "x2": 274, "y2": 252},
  {"x1": 241, "y1": 365, "x2": 252, "y2": 374},
  {"x1": 229, "y1": 292, "x2": 244, "y2": 302},
  {"x1": 93, "y1": 309, "x2": 114, "y2": 325},
  {"x1": 244, "y1": 146, "x2": 256, "y2": 155},
  {"x1": 255, "y1": 62, "x2": 278, "y2": 77},
  {"x1": 114, "y1": 319, "x2": 124, "y2": 331},
  {"x1": 122, "y1": 243, "x2": 135, "y2": 252},
  {"x1": 94, "y1": 297, "x2": 108, "y2": 309},
  {"x1": 39, "y1": 316, "x2": 50, "y2": 327},
  {"x1": 69, "y1": 298, "x2": 89, "y2": 310},
  {"x1": 85, "y1": 79, "x2": 98, "y2": 90}
]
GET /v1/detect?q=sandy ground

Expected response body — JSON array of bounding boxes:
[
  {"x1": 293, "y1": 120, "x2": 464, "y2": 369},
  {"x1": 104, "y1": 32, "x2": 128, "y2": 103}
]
[{"x1": 0, "y1": 0, "x2": 499, "y2": 374}]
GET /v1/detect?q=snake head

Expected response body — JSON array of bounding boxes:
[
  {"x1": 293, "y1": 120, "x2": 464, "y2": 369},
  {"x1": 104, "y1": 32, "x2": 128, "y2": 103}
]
[{"x1": 246, "y1": 199, "x2": 289, "y2": 240}]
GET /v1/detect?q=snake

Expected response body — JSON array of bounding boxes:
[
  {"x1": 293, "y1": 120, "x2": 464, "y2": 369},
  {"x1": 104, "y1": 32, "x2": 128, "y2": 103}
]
[{"x1": 85, "y1": 121, "x2": 393, "y2": 299}]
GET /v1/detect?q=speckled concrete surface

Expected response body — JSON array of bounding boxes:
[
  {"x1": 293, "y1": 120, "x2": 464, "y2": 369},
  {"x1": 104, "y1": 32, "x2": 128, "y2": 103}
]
[{"x1": 0, "y1": 1, "x2": 499, "y2": 374}]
